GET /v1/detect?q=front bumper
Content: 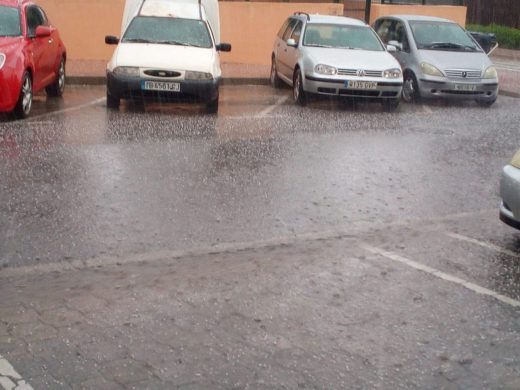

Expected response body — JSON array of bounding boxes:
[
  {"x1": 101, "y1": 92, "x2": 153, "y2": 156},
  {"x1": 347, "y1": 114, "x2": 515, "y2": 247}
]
[
  {"x1": 305, "y1": 75, "x2": 403, "y2": 99},
  {"x1": 500, "y1": 164, "x2": 520, "y2": 230},
  {"x1": 107, "y1": 72, "x2": 219, "y2": 103},
  {"x1": 418, "y1": 77, "x2": 498, "y2": 101},
  {"x1": 0, "y1": 70, "x2": 20, "y2": 112}
]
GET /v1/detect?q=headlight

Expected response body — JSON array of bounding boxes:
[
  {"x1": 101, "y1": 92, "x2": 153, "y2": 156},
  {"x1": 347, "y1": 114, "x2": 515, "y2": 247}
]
[
  {"x1": 484, "y1": 66, "x2": 498, "y2": 79},
  {"x1": 511, "y1": 149, "x2": 520, "y2": 169},
  {"x1": 420, "y1": 62, "x2": 443, "y2": 77},
  {"x1": 314, "y1": 64, "x2": 337, "y2": 76},
  {"x1": 0, "y1": 53, "x2": 5, "y2": 69},
  {"x1": 185, "y1": 71, "x2": 213, "y2": 80},
  {"x1": 383, "y1": 68, "x2": 402, "y2": 79},
  {"x1": 113, "y1": 66, "x2": 140, "y2": 77}
]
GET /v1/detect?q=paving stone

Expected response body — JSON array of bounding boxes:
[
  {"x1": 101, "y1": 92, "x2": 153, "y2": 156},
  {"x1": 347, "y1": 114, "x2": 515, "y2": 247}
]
[
  {"x1": 99, "y1": 359, "x2": 155, "y2": 385},
  {"x1": 25, "y1": 374, "x2": 72, "y2": 389},
  {"x1": 72, "y1": 375, "x2": 124, "y2": 390}
]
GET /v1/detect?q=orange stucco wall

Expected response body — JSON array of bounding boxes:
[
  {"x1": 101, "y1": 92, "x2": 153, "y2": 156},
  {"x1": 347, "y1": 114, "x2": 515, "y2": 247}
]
[
  {"x1": 36, "y1": 1, "x2": 467, "y2": 65},
  {"x1": 369, "y1": 4, "x2": 467, "y2": 27}
]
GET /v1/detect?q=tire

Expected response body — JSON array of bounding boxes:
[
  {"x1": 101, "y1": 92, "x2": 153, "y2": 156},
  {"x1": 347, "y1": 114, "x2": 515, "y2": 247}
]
[
  {"x1": 270, "y1": 57, "x2": 283, "y2": 88},
  {"x1": 402, "y1": 71, "x2": 420, "y2": 103},
  {"x1": 106, "y1": 89, "x2": 120, "y2": 109},
  {"x1": 205, "y1": 97, "x2": 219, "y2": 114},
  {"x1": 293, "y1": 69, "x2": 306, "y2": 106},
  {"x1": 382, "y1": 98, "x2": 400, "y2": 112},
  {"x1": 46, "y1": 57, "x2": 65, "y2": 97},
  {"x1": 476, "y1": 98, "x2": 496, "y2": 107},
  {"x1": 13, "y1": 72, "x2": 33, "y2": 119}
]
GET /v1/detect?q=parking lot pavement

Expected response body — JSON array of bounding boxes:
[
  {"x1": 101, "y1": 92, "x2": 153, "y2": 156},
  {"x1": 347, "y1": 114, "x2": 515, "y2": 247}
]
[{"x1": 0, "y1": 210, "x2": 519, "y2": 389}]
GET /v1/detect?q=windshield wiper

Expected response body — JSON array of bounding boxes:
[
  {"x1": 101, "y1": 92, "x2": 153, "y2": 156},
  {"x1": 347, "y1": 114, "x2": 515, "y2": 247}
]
[
  {"x1": 305, "y1": 43, "x2": 334, "y2": 48},
  {"x1": 427, "y1": 42, "x2": 476, "y2": 51},
  {"x1": 156, "y1": 40, "x2": 196, "y2": 47},
  {"x1": 123, "y1": 38, "x2": 154, "y2": 43}
]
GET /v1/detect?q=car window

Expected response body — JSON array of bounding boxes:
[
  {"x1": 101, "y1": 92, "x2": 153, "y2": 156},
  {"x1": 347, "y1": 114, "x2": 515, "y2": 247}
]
[
  {"x1": 393, "y1": 21, "x2": 410, "y2": 51},
  {"x1": 303, "y1": 23, "x2": 384, "y2": 51},
  {"x1": 375, "y1": 19, "x2": 394, "y2": 44},
  {"x1": 282, "y1": 18, "x2": 298, "y2": 41},
  {"x1": 26, "y1": 5, "x2": 45, "y2": 36},
  {"x1": 0, "y1": 5, "x2": 21, "y2": 37},
  {"x1": 409, "y1": 21, "x2": 480, "y2": 51},
  {"x1": 123, "y1": 16, "x2": 213, "y2": 48},
  {"x1": 277, "y1": 19, "x2": 290, "y2": 39},
  {"x1": 290, "y1": 21, "x2": 303, "y2": 43}
]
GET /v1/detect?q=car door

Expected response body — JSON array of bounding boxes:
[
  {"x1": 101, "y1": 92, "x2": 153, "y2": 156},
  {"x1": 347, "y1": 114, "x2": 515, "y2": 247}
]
[
  {"x1": 390, "y1": 20, "x2": 413, "y2": 72},
  {"x1": 38, "y1": 6, "x2": 60, "y2": 83},
  {"x1": 284, "y1": 21, "x2": 303, "y2": 81},
  {"x1": 276, "y1": 18, "x2": 298, "y2": 80}
]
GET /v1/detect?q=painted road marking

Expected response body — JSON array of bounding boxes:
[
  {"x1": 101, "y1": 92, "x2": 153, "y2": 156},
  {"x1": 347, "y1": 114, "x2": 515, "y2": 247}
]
[
  {"x1": 362, "y1": 244, "x2": 520, "y2": 308},
  {"x1": 0, "y1": 209, "x2": 495, "y2": 278},
  {"x1": 26, "y1": 97, "x2": 106, "y2": 122},
  {"x1": 254, "y1": 96, "x2": 289, "y2": 118},
  {"x1": 0, "y1": 355, "x2": 32, "y2": 390},
  {"x1": 446, "y1": 232, "x2": 520, "y2": 258}
]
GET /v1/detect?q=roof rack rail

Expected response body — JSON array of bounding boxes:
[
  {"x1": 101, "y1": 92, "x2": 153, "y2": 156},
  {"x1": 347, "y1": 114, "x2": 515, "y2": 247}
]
[{"x1": 293, "y1": 12, "x2": 310, "y2": 21}]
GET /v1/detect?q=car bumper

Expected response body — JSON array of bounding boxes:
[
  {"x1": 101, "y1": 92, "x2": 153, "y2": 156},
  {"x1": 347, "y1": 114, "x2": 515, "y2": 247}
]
[
  {"x1": 418, "y1": 77, "x2": 498, "y2": 101},
  {"x1": 107, "y1": 73, "x2": 219, "y2": 103},
  {"x1": 500, "y1": 164, "x2": 520, "y2": 230},
  {"x1": 305, "y1": 75, "x2": 403, "y2": 99},
  {"x1": 0, "y1": 71, "x2": 20, "y2": 112}
]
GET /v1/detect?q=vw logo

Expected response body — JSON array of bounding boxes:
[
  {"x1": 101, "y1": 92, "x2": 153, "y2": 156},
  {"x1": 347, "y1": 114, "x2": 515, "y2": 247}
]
[
  {"x1": 356, "y1": 69, "x2": 366, "y2": 77},
  {"x1": 462, "y1": 71, "x2": 467, "y2": 78},
  {"x1": 158, "y1": 71, "x2": 167, "y2": 77}
]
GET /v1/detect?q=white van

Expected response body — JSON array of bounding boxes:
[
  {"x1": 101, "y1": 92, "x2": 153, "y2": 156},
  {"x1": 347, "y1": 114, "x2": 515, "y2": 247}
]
[{"x1": 105, "y1": 0, "x2": 231, "y2": 113}]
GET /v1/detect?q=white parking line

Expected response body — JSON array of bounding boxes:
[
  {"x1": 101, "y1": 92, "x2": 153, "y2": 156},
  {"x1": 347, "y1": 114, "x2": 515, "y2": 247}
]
[
  {"x1": 445, "y1": 232, "x2": 520, "y2": 258},
  {"x1": 0, "y1": 355, "x2": 32, "y2": 390},
  {"x1": 362, "y1": 244, "x2": 520, "y2": 308},
  {"x1": 26, "y1": 97, "x2": 106, "y2": 122},
  {"x1": 254, "y1": 96, "x2": 288, "y2": 118}
]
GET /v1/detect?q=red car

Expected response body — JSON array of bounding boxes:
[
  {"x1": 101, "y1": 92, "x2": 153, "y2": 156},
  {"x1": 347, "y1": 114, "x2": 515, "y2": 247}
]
[{"x1": 0, "y1": 0, "x2": 66, "y2": 118}]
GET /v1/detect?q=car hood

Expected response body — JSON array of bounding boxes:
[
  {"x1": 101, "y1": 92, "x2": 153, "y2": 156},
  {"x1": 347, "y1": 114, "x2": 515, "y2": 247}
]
[
  {"x1": 113, "y1": 42, "x2": 217, "y2": 73},
  {"x1": 418, "y1": 49, "x2": 493, "y2": 71},
  {"x1": 305, "y1": 47, "x2": 401, "y2": 70},
  {"x1": 0, "y1": 37, "x2": 22, "y2": 53}
]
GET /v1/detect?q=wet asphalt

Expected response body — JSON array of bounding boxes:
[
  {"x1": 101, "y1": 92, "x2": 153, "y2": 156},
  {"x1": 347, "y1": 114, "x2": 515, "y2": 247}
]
[{"x1": 0, "y1": 85, "x2": 519, "y2": 389}]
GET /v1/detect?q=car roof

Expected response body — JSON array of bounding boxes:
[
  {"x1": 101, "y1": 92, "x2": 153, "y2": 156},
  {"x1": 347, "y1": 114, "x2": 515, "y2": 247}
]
[
  {"x1": 383, "y1": 14, "x2": 454, "y2": 24},
  {"x1": 297, "y1": 14, "x2": 367, "y2": 27}
]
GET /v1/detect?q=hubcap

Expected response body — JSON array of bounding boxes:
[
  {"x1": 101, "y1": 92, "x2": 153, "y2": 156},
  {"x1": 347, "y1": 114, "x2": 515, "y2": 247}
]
[
  {"x1": 294, "y1": 73, "x2": 300, "y2": 101},
  {"x1": 403, "y1": 77, "x2": 415, "y2": 101},
  {"x1": 58, "y1": 61, "x2": 65, "y2": 91},
  {"x1": 270, "y1": 62, "x2": 276, "y2": 84},
  {"x1": 22, "y1": 77, "x2": 32, "y2": 114}
]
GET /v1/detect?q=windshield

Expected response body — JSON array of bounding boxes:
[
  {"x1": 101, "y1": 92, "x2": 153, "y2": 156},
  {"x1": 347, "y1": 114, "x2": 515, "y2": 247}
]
[
  {"x1": 0, "y1": 6, "x2": 21, "y2": 37},
  {"x1": 410, "y1": 21, "x2": 480, "y2": 51},
  {"x1": 122, "y1": 16, "x2": 212, "y2": 48},
  {"x1": 303, "y1": 23, "x2": 384, "y2": 51}
]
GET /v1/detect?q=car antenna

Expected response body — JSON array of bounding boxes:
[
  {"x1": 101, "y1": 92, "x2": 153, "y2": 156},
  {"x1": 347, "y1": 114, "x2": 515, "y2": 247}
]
[
  {"x1": 138, "y1": 0, "x2": 146, "y2": 15},
  {"x1": 198, "y1": 0, "x2": 203, "y2": 20}
]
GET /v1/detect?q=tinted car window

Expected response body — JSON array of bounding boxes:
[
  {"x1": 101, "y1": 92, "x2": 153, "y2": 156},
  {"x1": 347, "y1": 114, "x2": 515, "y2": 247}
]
[
  {"x1": 290, "y1": 21, "x2": 303, "y2": 42},
  {"x1": 0, "y1": 6, "x2": 21, "y2": 37},
  {"x1": 26, "y1": 6, "x2": 45, "y2": 36},
  {"x1": 123, "y1": 16, "x2": 213, "y2": 48},
  {"x1": 277, "y1": 19, "x2": 290, "y2": 39},
  {"x1": 303, "y1": 24, "x2": 384, "y2": 51},
  {"x1": 375, "y1": 19, "x2": 394, "y2": 43},
  {"x1": 282, "y1": 19, "x2": 298, "y2": 41}
]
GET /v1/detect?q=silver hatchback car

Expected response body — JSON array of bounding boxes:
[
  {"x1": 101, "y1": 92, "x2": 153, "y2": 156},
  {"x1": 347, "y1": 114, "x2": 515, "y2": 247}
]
[
  {"x1": 500, "y1": 149, "x2": 520, "y2": 230},
  {"x1": 374, "y1": 15, "x2": 499, "y2": 106},
  {"x1": 271, "y1": 13, "x2": 403, "y2": 110}
]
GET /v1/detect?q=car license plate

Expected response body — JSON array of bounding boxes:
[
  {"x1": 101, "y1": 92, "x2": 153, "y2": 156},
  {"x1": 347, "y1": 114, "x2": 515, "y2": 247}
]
[
  {"x1": 453, "y1": 84, "x2": 477, "y2": 91},
  {"x1": 142, "y1": 81, "x2": 180, "y2": 92},
  {"x1": 345, "y1": 80, "x2": 378, "y2": 90}
]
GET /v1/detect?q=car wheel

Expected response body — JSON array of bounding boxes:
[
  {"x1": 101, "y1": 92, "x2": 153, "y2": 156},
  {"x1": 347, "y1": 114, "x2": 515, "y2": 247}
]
[
  {"x1": 402, "y1": 71, "x2": 420, "y2": 103},
  {"x1": 476, "y1": 98, "x2": 496, "y2": 107},
  {"x1": 293, "y1": 69, "x2": 306, "y2": 106},
  {"x1": 382, "y1": 98, "x2": 400, "y2": 112},
  {"x1": 46, "y1": 57, "x2": 66, "y2": 97},
  {"x1": 13, "y1": 72, "x2": 33, "y2": 119},
  {"x1": 270, "y1": 57, "x2": 283, "y2": 88},
  {"x1": 205, "y1": 97, "x2": 219, "y2": 114},
  {"x1": 106, "y1": 89, "x2": 120, "y2": 109}
]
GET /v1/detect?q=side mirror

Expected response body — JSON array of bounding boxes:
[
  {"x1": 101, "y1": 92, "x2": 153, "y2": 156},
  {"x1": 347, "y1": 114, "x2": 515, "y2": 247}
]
[
  {"x1": 286, "y1": 38, "x2": 297, "y2": 48},
  {"x1": 386, "y1": 45, "x2": 397, "y2": 53},
  {"x1": 35, "y1": 25, "x2": 51, "y2": 38},
  {"x1": 105, "y1": 35, "x2": 120, "y2": 45},
  {"x1": 216, "y1": 43, "x2": 232, "y2": 52},
  {"x1": 388, "y1": 40, "x2": 403, "y2": 51}
]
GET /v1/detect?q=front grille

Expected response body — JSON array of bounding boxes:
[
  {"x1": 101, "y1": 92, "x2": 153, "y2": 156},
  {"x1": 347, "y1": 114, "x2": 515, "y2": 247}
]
[
  {"x1": 440, "y1": 90, "x2": 485, "y2": 95},
  {"x1": 144, "y1": 70, "x2": 182, "y2": 78},
  {"x1": 381, "y1": 91, "x2": 399, "y2": 97},
  {"x1": 339, "y1": 89, "x2": 380, "y2": 97},
  {"x1": 444, "y1": 69, "x2": 482, "y2": 79},
  {"x1": 337, "y1": 69, "x2": 383, "y2": 78},
  {"x1": 317, "y1": 87, "x2": 337, "y2": 94}
]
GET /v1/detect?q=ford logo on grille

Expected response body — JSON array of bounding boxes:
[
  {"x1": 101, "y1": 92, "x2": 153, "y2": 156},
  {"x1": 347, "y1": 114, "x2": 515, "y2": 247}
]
[{"x1": 356, "y1": 69, "x2": 366, "y2": 77}]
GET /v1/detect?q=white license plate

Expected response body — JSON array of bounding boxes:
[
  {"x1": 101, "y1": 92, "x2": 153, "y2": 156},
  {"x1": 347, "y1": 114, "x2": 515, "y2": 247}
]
[
  {"x1": 345, "y1": 80, "x2": 378, "y2": 90},
  {"x1": 142, "y1": 81, "x2": 180, "y2": 92},
  {"x1": 453, "y1": 84, "x2": 477, "y2": 91}
]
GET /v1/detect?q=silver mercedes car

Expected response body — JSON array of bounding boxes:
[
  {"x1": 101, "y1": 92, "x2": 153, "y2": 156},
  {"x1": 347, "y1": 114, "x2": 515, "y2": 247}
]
[
  {"x1": 374, "y1": 15, "x2": 499, "y2": 106},
  {"x1": 271, "y1": 13, "x2": 403, "y2": 111},
  {"x1": 500, "y1": 149, "x2": 520, "y2": 230}
]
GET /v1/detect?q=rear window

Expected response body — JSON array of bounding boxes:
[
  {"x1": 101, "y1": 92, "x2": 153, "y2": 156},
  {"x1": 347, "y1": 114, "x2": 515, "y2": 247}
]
[
  {"x1": 123, "y1": 16, "x2": 212, "y2": 48},
  {"x1": 0, "y1": 6, "x2": 21, "y2": 37}
]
